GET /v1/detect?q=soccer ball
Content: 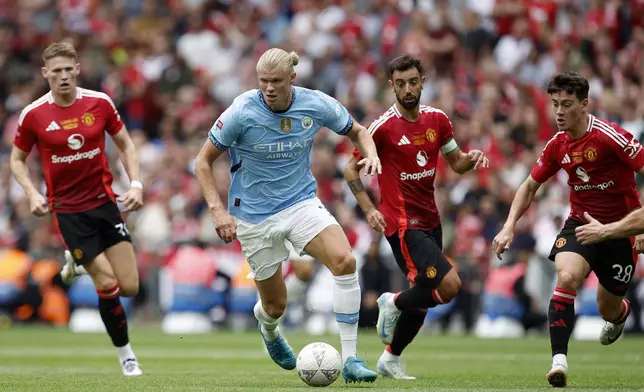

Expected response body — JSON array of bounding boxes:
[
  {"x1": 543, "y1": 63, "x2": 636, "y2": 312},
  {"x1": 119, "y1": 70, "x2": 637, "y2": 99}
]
[{"x1": 296, "y1": 342, "x2": 342, "y2": 387}]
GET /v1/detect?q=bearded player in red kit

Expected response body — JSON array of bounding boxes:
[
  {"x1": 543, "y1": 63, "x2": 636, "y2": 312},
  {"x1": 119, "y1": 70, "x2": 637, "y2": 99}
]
[
  {"x1": 345, "y1": 54, "x2": 489, "y2": 380},
  {"x1": 10, "y1": 42, "x2": 144, "y2": 376},
  {"x1": 493, "y1": 71, "x2": 644, "y2": 387}
]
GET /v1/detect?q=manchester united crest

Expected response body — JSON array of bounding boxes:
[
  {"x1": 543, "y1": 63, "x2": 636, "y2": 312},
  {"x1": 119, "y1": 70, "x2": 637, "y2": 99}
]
[
  {"x1": 280, "y1": 118, "x2": 292, "y2": 134},
  {"x1": 81, "y1": 112, "x2": 95, "y2": 126},
  {"x1": 426, "y1": 266, "x2": 437, "y2": 279},
  {"x1": 555, "y1": 238, "x2": 567, "y2": 249},
  {"x1": 73, "y1": 248, "x2": 83, "y2": 260},
  {"x1": 426, "y1": 129, "x2": 436, "y2": 143},
  {"x1": 583, "y1": 147, "x2": 597, "y2": 162}
]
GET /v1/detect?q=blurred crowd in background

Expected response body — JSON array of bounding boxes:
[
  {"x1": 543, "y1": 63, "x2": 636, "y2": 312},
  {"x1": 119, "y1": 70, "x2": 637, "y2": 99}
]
[{"x1": 1, "y1": 0, "x2": 644, "y2": 333}]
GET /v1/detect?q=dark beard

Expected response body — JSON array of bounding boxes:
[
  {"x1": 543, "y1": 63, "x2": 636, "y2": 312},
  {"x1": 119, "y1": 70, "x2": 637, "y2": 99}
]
[{"x1": 397, "y1": 95, "x2": 419, "y2": 110}]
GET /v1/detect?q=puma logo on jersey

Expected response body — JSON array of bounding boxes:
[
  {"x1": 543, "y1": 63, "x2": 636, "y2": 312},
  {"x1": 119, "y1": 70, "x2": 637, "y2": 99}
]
[
  {"x1": 45, "y1": 121, "x2": 61, "y2": 132},
  {"x1": 398, "y1": 135, "x2": 411, "y2": 146}
]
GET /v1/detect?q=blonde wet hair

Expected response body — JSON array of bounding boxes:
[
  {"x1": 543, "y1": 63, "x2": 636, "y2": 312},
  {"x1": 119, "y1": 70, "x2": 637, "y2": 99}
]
[{"x1": 256, "y1": 48, "x2": 299, "y2": 73}]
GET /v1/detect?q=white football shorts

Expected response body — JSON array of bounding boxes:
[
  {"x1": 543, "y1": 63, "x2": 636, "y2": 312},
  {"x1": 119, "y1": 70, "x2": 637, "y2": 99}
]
[{"x1": 236, "y1": 197, "x2": 338, "y2": 281}]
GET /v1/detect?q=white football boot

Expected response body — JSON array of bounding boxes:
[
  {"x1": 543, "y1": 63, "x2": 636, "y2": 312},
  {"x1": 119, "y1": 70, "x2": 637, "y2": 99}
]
[
  {"x1": 546, "y1": 361, "x2": 568, "y2": 388},
  {"x1": 599, "y1": 320, "x2": 626, "y2": 345},
  {"x1": 377, "y1": 356, "x2": 416, "y2": 380},
  {"x1": 376, "y1": 293, "x2": 401, "y2": 345},
  {"x1": 121, "y1": 358, "x2": 143, "y2": 376},
  {"x1": 600, "y1": 299, "x2": 630, "y2": 345}
]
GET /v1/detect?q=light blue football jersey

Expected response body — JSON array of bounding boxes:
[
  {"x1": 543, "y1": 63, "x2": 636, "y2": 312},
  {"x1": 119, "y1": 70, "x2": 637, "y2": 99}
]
[{"x1": 208, "y1": 87, "x2": 353, "y2": 223}]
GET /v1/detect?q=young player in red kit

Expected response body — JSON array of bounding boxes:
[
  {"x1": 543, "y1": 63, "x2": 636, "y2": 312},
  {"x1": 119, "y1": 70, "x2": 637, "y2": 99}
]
[
  {"x1": 9, "y1": 42, "x2": 144, "y2": 376},
  {"x1": 493, "y1": 71, "x2": 644, "y2": 388},
  {"x1": 344, "y1": 55, "x2": 489, "y2": 379}
]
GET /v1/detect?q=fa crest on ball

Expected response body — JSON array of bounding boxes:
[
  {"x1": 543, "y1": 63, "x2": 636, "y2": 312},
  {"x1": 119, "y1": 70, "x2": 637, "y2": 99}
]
[{"x1": 296, "y1": 342, "x2": 342, "y2": 387}]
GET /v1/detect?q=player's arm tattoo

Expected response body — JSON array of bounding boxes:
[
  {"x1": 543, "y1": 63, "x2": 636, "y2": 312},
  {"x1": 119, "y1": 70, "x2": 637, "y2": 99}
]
[{"x1": 348, "y1": 179, "x2": 366, "y2": 195}]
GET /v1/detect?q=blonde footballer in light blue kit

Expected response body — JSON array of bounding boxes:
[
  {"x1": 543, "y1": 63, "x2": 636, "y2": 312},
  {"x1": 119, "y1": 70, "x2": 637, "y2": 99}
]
[{"x1": 194, "y1": 48, "x2": 381, "y2": 383}]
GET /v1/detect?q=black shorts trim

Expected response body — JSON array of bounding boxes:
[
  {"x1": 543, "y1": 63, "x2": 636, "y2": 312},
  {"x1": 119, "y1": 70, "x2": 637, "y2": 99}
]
[
  {"x1": 386, "y1": 227, "x2": 453, "y2": 289},
  {"x1": 54, "y1": 201, "x2": 132, "y2": 265},
  {"x1": 549, "y1": 218, "x2": 636, "y2": 296}
]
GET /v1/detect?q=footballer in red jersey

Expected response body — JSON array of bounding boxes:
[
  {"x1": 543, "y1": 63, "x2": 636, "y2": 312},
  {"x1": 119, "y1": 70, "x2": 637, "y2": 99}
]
[
  {"x1": 492, "y1": 71, "x2": 644, "y2": 388},
  {"x1": 345, "y1": 55, "x2": 489, "y2": 379},
  {"x1": 9, "y1": 42, "x2": 143, "y2": 376}
]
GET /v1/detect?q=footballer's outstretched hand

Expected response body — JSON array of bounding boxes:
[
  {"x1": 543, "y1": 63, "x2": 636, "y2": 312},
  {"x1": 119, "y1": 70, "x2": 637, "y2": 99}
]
[
  {"x1": 575, "y1": 212, "x2": 606, "y2": 245},
  {"x1": 213, "y1": 209, "x2": 237, "y2": 243},
  {"x1": 468, "y1": 150, "x2": 489, "y2": 169},
  {"x1": 366, "y1": 208, "x2": 386, "y2": 234},
  {"x1": 29, "y1": 193, "x2": 49, "y2": 217},
  {"x1": 492, "y1": 226, "x2": 514, "y2": 260},
  {"x1": 358, "y1": 157, "x2": 382, "y2": 176}
]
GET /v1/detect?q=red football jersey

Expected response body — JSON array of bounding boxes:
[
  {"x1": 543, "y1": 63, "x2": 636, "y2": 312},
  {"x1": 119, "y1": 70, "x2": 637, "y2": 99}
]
[
  {"x1": 354, "y1": 104, "x2": 458, "y2": 236},
  {"x1": 530, "y1": 114, "x2": 644, "y2": 224},
  {"x1": 14, "y1": 88, "x2": 124, "y2": 213}
]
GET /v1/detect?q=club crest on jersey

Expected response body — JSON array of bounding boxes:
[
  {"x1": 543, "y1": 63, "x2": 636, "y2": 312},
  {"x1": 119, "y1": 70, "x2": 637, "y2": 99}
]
[
  {"x1": 555, "y1": 238, "x2": 566, "y2": 248},
  {"x1": 280, "y1": 118, "x2": 292, "y2": 134},
  {"x1": 584, "y1": 147, "x2": 598, "y2": 162},
  {"x1": 426, "y1": 266, "x2": 437, "y2": 279},
  {"x1": 302, "y1": 116, "x2": 313, "y2": 129},
  {"x1": 81, "y1": 113, "x2": 95, "y2": 126},
  {"x1": 73, "y1": 248, "x2": 83, "y2": 260},
  {"x1": 426, "y1": 129, "x2": 436, "y2": 143}
]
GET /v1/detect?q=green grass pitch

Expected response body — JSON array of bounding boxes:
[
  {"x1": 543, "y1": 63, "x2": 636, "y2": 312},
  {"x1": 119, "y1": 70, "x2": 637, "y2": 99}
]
[{"x1": 1, "y1": 326, "x2": 643, "y2": 391}]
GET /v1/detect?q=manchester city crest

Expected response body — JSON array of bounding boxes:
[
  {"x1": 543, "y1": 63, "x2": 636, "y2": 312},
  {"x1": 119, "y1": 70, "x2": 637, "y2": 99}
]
[{"x1": 302, "y1": 116, "x2": 313, "y2": 129}]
